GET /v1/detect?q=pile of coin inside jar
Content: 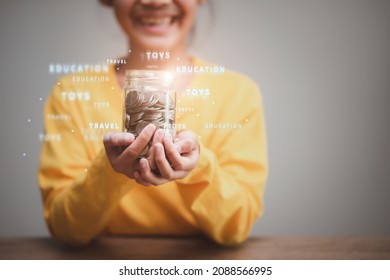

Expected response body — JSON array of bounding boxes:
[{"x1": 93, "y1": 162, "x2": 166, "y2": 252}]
[{"x1": 123, "y1": 70, "x2": 176, "y2": 156}]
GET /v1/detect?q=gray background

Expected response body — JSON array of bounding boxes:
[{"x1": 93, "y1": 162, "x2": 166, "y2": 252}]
[{"x1": 0, "y1": 0, "x2": 389, "y2": 237}]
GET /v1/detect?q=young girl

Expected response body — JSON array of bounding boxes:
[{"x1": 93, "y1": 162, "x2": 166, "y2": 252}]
[{"x1": 38, "y1": 0, "x2": 268, "y2": 246}]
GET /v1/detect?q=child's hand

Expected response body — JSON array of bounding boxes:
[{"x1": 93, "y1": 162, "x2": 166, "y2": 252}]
[
  {"x1": 133, "y1": 130, "x2": 199, "y2": 186},
  {"x1": 103, "y1": 123, "x2": 156, "y2": 179}
]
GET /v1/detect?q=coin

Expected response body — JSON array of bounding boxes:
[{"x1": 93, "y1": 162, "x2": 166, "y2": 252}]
[
  {"x1": 155, "y1": 93, "x2": 167, "y2": 106},
  {"x1": 125, "y1": 114, "x2": 130, "y2": 128},
  {"x1": 139, "y1": 145, "x2": 149, "y2": 157},
  {"x1": 124, "y1": 83, "x2": 176, "y2": 157},
  {"x1": 125, "y1": 90, "x2": 140, "y2": 108}
]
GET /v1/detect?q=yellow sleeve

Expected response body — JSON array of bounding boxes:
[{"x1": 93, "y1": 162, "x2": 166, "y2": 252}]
[
  {"x1": 177, "y1": 80, "x2": 268, "y2": 245},
  {"x1": 38, "y1": 81, "x2": 130, "y2": 246}
]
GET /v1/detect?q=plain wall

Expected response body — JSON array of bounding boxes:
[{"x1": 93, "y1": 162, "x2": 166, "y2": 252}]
[{"x1": 0, "y1": 0, "x2": 389, "y2": 237}]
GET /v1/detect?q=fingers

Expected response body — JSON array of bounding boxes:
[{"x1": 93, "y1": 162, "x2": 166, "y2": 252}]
[
  {"x1": 175, "y1": 139, "x2": 193, "y2": 154},
  {"x1": 103, "y1": 132, "x2": 135, "y2": 162},
  {"x1": 145, "y1": 145, "x2": 157, "y2": 171},
  {"x1": 139, "y1": 158, "x2": 169, "y2": 186},
  {"x1": 163, "y1": 137, "x2": 185, "y2": 170},
  {"x1": 132, "y1": 123, "x2": 156, "y2": 153},
  {"x1": 122, "y1": 123, "x2": 156, "y2": 158},
  {"x1": 163, "y1": 130, "x2": 199, "y2": 171},
  {"x1": 154, "y1": 143, "x2": 175, "y2": 179},
  {"x1": 133, "y1": 170, "x2": 152, "y2": 186},
  {"x1": 103, "y1": 132, "x2": 135, "y2": 150},
  {"x1": 136, "y1": 141, "x2": 196, "y2": 185},
  {"x1": 147, "y1": 129, "x2": 164, "y2": 171},
  {"x1": 174, "y1": 130, "x2": 198, "y2": 154},
  {"x1": 131, "y1": 129, "x2": 200, "y2": 186},
  {"x1": 152, "y1": 129, "x2": 164, "y2": 146}
]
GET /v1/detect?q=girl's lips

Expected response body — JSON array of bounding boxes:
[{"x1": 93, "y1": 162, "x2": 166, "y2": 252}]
[
  {"x1": 131, "y1": 3, "x2": 182, "y2": 35},
  {"x1": 139, "y1": 16, "x2": 173, "y2": 25},
  {"x1": 134, "y1": 16, "x2": 179, "y2": 35}
]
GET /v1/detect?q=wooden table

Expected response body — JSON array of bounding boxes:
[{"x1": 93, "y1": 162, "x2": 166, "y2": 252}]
[{"x1": 0, "y1": 236, "x2": 389, "y2": 260}]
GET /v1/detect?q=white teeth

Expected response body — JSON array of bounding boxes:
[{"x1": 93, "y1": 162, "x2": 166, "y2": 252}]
[{"x1": 140, "y1": 17, "x2": 171, "y2": 25}]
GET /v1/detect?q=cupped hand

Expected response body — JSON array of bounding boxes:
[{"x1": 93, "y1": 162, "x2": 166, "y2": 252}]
[
  {"x1": 103, "y1": 123, "x2": 156, "y2": 178},
  {"x1": 133, "y1": 130, "x2": 199, "y2": 186}
]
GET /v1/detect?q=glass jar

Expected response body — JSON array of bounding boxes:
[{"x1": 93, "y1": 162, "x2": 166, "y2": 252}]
[{"x1": 123, "y1": 70, "x2": 176, "y2": 154}]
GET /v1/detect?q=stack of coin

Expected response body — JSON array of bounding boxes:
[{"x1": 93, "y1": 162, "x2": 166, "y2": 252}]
[{"x1": 124, "y1": 89, "x2": 176, "y2": 156}]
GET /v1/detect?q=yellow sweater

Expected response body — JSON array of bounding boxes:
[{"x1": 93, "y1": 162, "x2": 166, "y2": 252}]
[{"x1": 38, "y1": 57, "x2": 268, "y2": 246}]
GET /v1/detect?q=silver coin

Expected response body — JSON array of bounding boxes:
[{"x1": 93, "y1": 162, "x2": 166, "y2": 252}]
[
  {"x1": 139, "y1": 145, "x2": 149, "y2": 157},
  {"x1": 125, "y1": 90, "x2": 140, "y2": 108},
  {"x1": 124, "y1": 88, "x2": 176, "y2": 140},
  {"x1": 125, "y1": 114, "x2": 130, "y2": 129}
]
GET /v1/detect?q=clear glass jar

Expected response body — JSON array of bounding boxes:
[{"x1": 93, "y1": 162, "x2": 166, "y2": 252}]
[{"x1": 123, "y1": 70, "x2": 176, "y2": 154}]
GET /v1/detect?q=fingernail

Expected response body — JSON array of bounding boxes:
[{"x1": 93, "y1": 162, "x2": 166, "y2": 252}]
[
  {"x1": 111, "y1": 133, "x2": 120, "y2": 142},
  {"x1": 147, "y1": 123, "x2": 156, "y2": 130},
  {"x1": 103, "y1": 134, "x2": 111, "y2": 142},
  {"x1": 124, "y1": 133, "x2": 133, "y2": 142},
  {"x1": 164, "y1": 137, "x2": 172, "y2": 144}
]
